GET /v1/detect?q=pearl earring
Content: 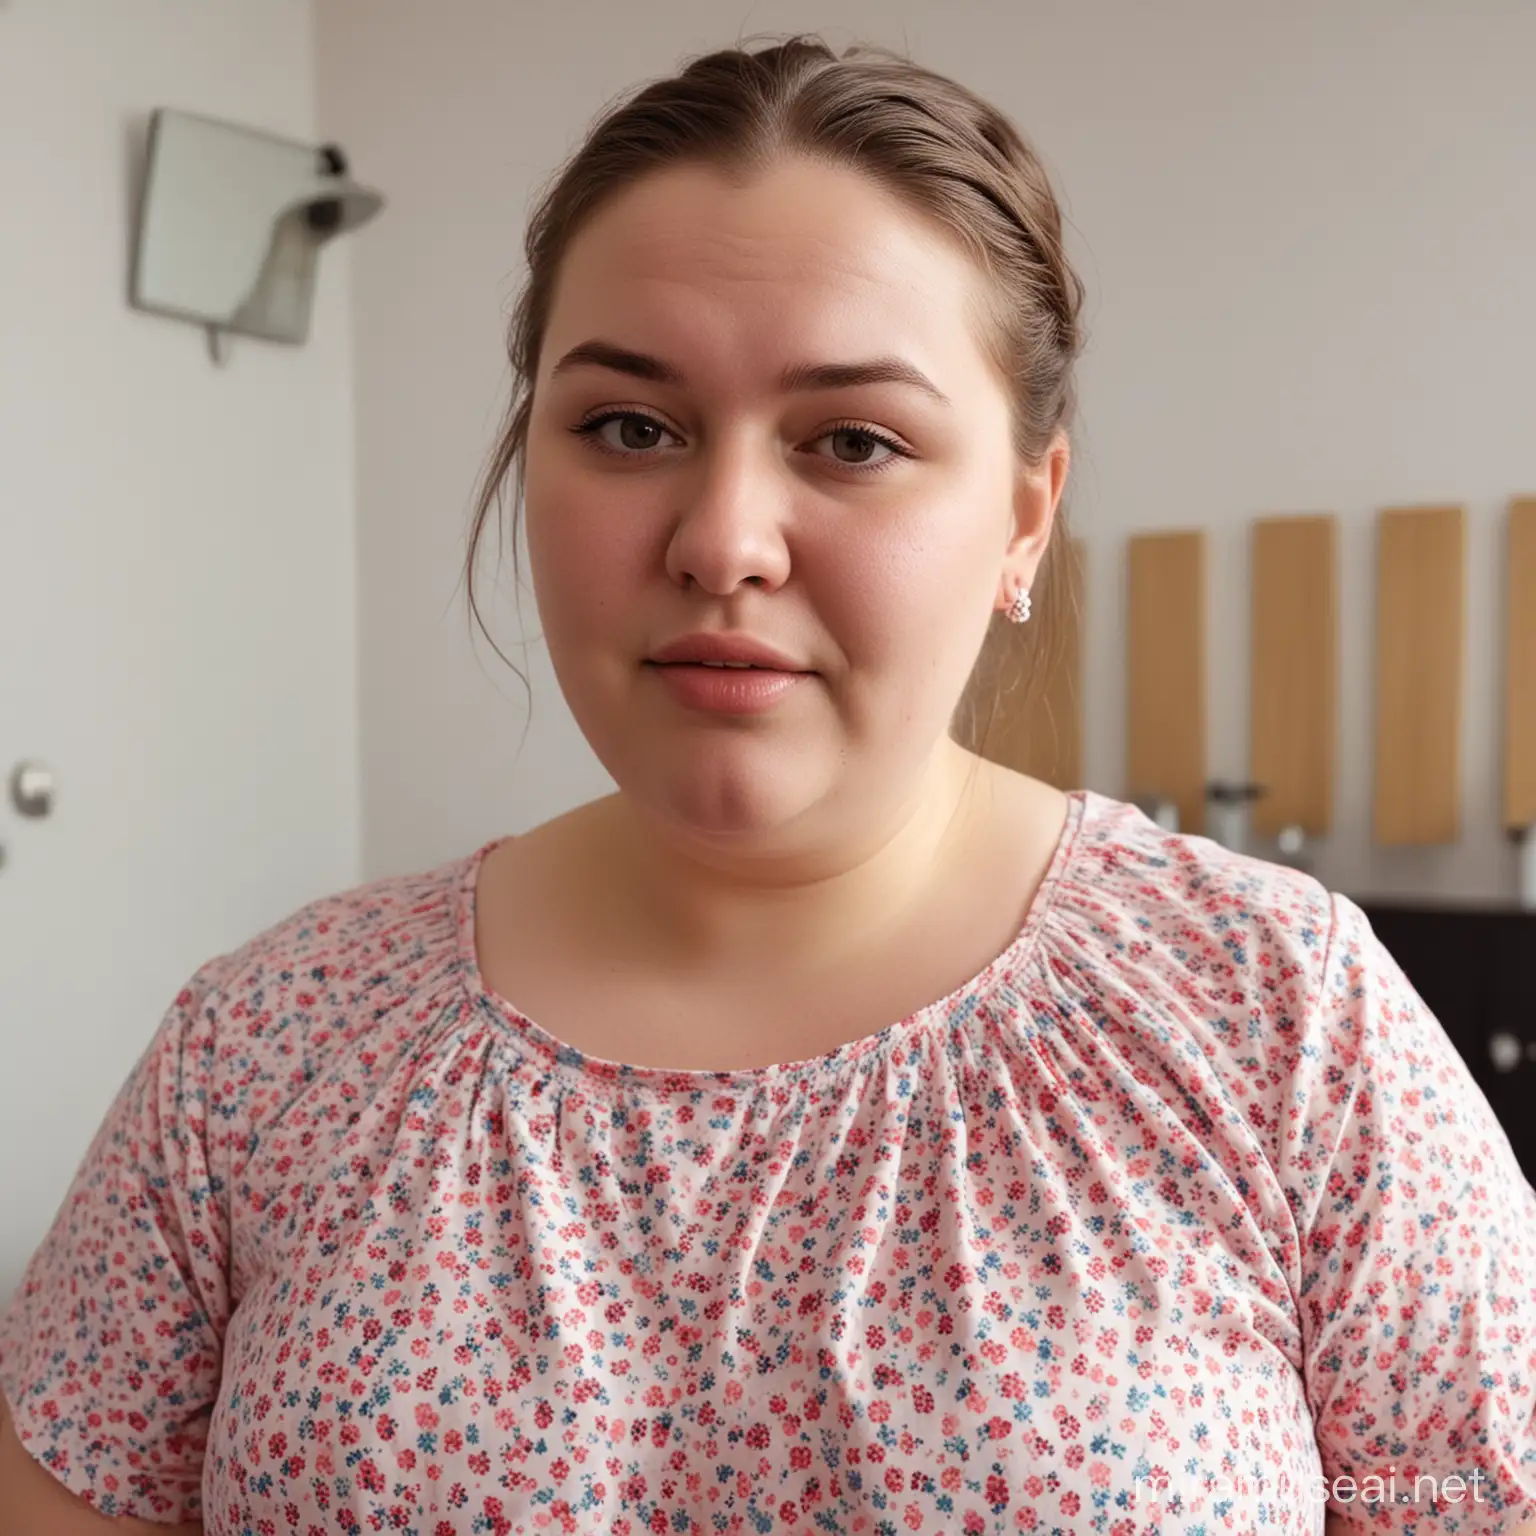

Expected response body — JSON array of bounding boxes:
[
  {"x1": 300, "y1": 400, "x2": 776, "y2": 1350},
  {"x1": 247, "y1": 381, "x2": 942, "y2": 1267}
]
[{"x1": 1006, "y1": 586, "x2": 1032, "y2": 624}]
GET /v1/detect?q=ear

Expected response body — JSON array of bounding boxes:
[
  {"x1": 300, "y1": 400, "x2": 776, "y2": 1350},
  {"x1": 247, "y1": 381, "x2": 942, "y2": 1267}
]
[{"x1": 996, "y1": 432, "x2": 1070, "y2": 610}]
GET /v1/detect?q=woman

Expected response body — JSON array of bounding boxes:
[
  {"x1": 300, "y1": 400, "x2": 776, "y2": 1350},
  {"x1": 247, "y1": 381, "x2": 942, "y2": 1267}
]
[{"x1": 3, "y1": 35, "x2": 1534, "y2": 1536}]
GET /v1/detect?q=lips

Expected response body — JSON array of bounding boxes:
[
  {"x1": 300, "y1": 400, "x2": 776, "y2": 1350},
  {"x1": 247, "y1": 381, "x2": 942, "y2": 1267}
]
[
  {"x1": 670, "y1": 661, "x2": 767, "y2": 670},
  {"x1": 648, "y1": 659, "x2": 809, "y2": 714},
  {"x1": 648, "y1": 633, "x2": 809, "y2": 672}
]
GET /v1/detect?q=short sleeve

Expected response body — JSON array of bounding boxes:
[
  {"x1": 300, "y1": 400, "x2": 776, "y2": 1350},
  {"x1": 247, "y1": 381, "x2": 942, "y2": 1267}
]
[
  {"x1": 0, "y1": 957, "x2": 234, "y2": 1522},
  {"x1": 1283, "y1": 894, "x2": 1536, "y2": 1533}
]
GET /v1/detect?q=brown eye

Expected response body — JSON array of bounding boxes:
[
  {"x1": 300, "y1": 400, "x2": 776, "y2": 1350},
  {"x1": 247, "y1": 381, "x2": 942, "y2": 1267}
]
[
  {"x1": 571, "y1": 411, "x2": 675, "y2": 456},
  {"x1": 809, "y1": 424, "x2": 909, "y2": 472},
  {"x1": 612, "y1": 417, "x2": 664, "y2": 451},
  {"x1": 829, "y1": 428, "x2": 883, "y2": 464}
]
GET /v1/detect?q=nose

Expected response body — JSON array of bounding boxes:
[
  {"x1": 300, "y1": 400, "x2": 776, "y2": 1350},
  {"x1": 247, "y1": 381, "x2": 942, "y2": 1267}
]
[{"x1": 663, "y1": 436, "x2": 792, "y2": 597}]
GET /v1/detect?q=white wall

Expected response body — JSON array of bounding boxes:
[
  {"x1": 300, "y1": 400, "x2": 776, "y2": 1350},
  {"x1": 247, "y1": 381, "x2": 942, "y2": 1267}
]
[
  {"x1": 0, "y1": 0, "x2": 360, "y2": 1297},
  {"x1": 317, "y1": 0, "x2": 1536, "y2": 902}
]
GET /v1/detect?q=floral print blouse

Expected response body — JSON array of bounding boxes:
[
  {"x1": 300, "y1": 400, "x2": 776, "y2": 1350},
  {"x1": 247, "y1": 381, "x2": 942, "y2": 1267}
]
[{"x1": 3, "y1": 790, "x2": 1535, "y2": 1536}]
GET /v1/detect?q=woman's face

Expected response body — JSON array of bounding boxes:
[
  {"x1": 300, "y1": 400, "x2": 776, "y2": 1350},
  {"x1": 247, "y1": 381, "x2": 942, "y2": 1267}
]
[{"x1": 523, "y1": 155, "x2": 1063, "y2": 848}]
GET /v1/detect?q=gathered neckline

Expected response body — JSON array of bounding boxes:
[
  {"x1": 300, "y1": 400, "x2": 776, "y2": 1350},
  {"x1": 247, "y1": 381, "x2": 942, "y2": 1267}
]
[{"x1": 454, "y1": 789, "x2": 1088, "y2": 1095}]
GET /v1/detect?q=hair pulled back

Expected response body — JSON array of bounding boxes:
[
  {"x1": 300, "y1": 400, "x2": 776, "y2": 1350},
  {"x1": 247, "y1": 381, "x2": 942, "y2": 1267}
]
[{"x1": 466, "y1": 34, "x2": 1085, "y2": 761}]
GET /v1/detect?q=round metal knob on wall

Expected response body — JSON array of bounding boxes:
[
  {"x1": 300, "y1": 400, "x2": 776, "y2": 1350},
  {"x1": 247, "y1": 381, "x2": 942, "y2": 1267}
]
[
  {"x1": 9, "y1": 760, "x2": 54, "y2": 819},
  {"x1": 1489, "y1": 1032, "x2": 1524, "y2": 1074}
]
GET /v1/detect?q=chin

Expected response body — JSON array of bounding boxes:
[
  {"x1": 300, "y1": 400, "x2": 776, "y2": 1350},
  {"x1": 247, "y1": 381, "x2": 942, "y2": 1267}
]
[{"x1": 630, "y1": 745, "x2": 829, "y2": 845}]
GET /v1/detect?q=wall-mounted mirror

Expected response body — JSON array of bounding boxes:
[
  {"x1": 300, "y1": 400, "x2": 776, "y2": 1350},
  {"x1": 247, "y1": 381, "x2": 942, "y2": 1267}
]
[{"x1": 130, "y1": 109, "x2": 383, "y2": 353}]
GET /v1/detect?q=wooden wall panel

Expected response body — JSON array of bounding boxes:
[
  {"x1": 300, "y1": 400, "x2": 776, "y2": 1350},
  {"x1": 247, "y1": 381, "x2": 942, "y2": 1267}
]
[
  {"x1": 1126, "y1": 531, "x2": 1206, "y2": 835},
  {"x1": 1374, "y1": 505, "x2": 1466, "y2": 845},
  {"x1": 1250, "y1": 515, "x2": 1338, "y2": 838},
  {"x1": 958, "y1": 538, "x2": 1084, "y2": 789},
  {"x1": 1506, "y1": 498, "x2": 1536, "y2": 831}
]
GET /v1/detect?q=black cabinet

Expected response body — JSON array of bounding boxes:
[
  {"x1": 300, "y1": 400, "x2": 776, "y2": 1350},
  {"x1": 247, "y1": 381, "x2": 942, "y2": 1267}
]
[{"x1": 1358, "y1": 904, "x2": 1536, "y2": 1184}]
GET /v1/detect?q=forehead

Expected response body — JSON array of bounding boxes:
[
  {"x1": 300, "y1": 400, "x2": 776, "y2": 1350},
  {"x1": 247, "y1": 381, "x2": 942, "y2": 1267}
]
[{"x1": 543, "y1": 157, "x2": 991, "y2": 388}]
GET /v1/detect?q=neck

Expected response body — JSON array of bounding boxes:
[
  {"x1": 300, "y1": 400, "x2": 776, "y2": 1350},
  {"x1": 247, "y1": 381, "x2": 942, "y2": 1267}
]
[{"x1": 591, "y1": 738, "x2": 995, "y2": 979}]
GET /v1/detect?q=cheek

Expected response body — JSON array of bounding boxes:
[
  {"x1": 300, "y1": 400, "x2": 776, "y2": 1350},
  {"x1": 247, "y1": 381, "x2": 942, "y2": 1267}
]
[
  {"x1": 814, "y1": 499, "x2": 1000, "y2": 664},
  {"x1": 525, "y1": 470, "x2": 651, "y2": 645}
]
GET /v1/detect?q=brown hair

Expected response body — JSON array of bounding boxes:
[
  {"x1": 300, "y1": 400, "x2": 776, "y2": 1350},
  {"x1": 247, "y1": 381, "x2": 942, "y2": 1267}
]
[{"x1": 465, "y1": 33, "x2": 1085, "y2": 764}]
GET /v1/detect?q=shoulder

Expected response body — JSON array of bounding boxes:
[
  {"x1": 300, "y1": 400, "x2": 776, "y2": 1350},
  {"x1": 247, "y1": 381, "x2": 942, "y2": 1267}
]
[
  {"x1": 1065, "y1": 790, "x2": 1333, "y2": 932},
  {"x1": 1031, "y1": 794, "x2": 1364, "y2": 1196},
  {"x1": 215, "y1": 845, "x2": 480, "y2": 1008},
  {"x1": 1035, "y1": 792, "x2": 1345, "y2": 1109},
  {"x1": 157, "y1": 840, "x2": 493, "y2": 1131},
  {"x1": 1056, "y1": 790, "x2": 1338, "y2": 1005}
]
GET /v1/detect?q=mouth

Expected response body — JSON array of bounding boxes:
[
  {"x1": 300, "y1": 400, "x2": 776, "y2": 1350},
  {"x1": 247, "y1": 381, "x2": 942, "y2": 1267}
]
[
  {"x1": 645, "y1": 661, "x2": 805, "y2": 672},
  {"x1": 643, "y1": 660, "x2": 812, "y2": 713},
  {"x1": 646, "y1": 633, "x2": 812, "y2": 672}
]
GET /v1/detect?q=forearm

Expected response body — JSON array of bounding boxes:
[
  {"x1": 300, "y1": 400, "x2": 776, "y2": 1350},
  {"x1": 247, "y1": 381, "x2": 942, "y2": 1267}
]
[{"x1": 0, "y1": 1394, "x2": 203, "y2": 1536}]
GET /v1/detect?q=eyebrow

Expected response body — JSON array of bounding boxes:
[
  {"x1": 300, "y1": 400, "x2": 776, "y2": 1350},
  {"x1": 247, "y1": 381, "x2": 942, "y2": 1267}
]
[{"x1": 548, "y1": 339, "x2": 952, "y2": 407}]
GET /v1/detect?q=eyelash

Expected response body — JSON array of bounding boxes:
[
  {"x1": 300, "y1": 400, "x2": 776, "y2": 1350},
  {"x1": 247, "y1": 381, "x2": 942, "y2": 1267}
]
[{"x1": 569, "y1": 410, "x2": 913, "y2": 475}]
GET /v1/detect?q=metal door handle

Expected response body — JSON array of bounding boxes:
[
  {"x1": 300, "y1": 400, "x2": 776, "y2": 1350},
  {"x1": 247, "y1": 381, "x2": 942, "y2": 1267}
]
[{"x1": 10, "y1": 760, "x2": 54, "y2": 818}]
